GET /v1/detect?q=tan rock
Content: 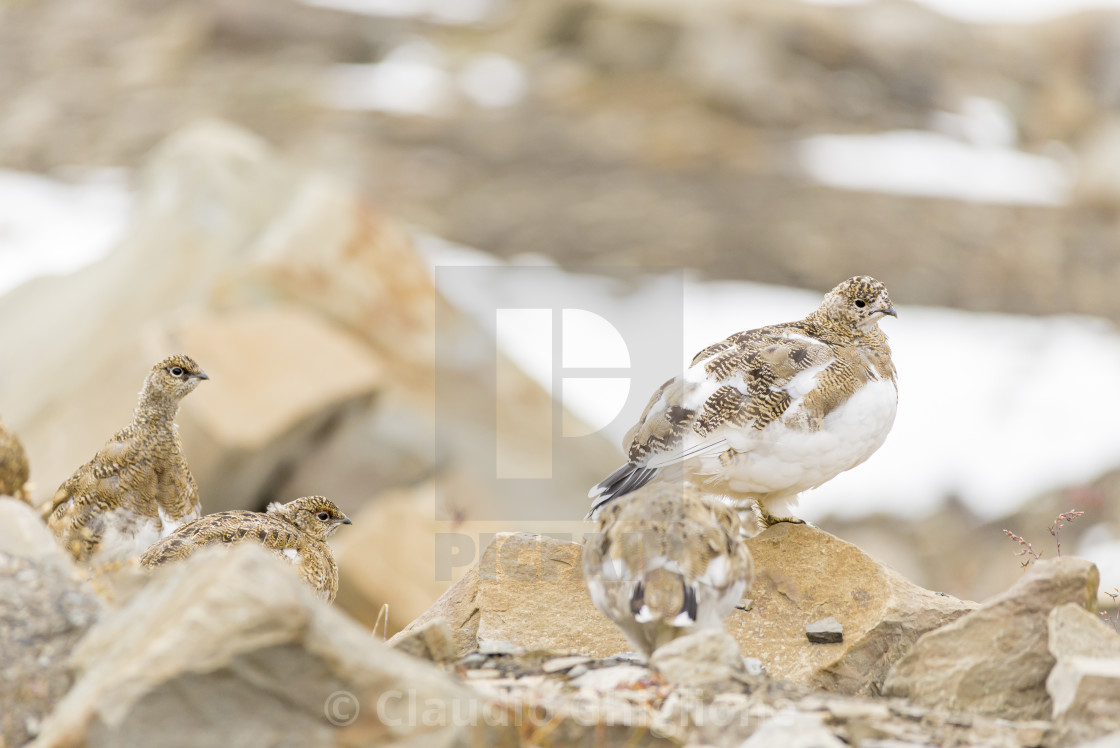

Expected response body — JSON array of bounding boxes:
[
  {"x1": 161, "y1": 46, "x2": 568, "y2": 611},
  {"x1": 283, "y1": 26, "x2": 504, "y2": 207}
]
[
  {"x1": 1044, "y1": 603, "x2": 1120, "y2": 746},
  {"x1": 1049, "y1": 602, "x2": 1120, "y2": 660},
  {"x1": 729, "y1": 522, "x2": 977, "y2": 695},
  {"x1": 883, "y1": 557, "x2": 1100, "y2": 720},
  {"x1": 396, "y1": 524, "x2": 975, "y2": 697},
  {"x1": 389, "y1": 618, "x2": 457, "y2": 664},
  {"x1": 0, "y1": 500, "x2": 101, "y2": 748},
  {"x1": 390, "y1": 531, "x2": 631, "y2": 658},
  {"x1": 740, "y1": 711, "x2": 847, "y2": 748},
  {"x1": 1046, "y1": 656, "x2": 1120, "y2": 747},
  {"x1": 29, "y1": 544, "x2": 516, "y2": 748},
  {"x1": 0, "y1": 498, "x2": 72, "y2": 574},
  {"x1": 1073, "y1": 116, "x2": 1120, "y2": 209},
  {"x1": 648, "y1": 629, "x2": 747, "y2": 687}
]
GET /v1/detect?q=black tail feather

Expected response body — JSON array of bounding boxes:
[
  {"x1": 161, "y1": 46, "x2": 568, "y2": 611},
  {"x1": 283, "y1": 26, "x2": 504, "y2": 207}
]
[
  {"x1": 585, "y1": 463, "x2": 660, "y2": 519},
  {"x1": 680, "y1": 583, "x2": 698, "y2": 622}
]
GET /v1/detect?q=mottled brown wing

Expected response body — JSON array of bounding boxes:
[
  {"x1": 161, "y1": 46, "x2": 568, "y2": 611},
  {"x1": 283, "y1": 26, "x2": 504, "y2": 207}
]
[
  {"x1": 43, "y1": 431, "x2": 143, "y2": 519},
  {"x1": 140, "y1": 512, "x2": 303, "y2": 567},
  {"x1": 624, "y1": 325, "x2": 835, "y2": 468}
]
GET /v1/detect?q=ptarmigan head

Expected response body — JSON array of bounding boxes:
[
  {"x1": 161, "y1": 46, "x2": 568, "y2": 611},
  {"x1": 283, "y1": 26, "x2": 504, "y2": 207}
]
[
  {"x1": 820, "y1": 276, "x2": 897, "y2": 332},
  {"x1": 269, "y1": 496, "x2": 352, "y2": 541},
  {"x1": 143, "y1": 354, "x2": 210, "y2": 403}
]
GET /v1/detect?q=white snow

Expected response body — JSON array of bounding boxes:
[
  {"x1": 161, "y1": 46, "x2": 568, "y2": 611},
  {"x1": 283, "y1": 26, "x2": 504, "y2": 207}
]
[
  {"x1": 0, "y1": 169, "x2": 131, "y2": 297},
  {"x1": 320, "y1": 39, "x2": 454, "y2": 116},
  {"x1": 795, "y1": 130, "x2": 1071, "y2": 206},
  {"x1": 458, "y1": 54, "x2": 528, "y2": 110},
  {"x1": 418, "y1": 236, "x2": 1120, "y2": 522},
  {"x1": 301, "y1": 0, "x2": 499, "y2": 25},
  {"x1": 306, "y1": 0, "x2": 1120, "y2": 27},
  {"x1": 801, "y1": 0, "x2": 1120, "y2": 24}
]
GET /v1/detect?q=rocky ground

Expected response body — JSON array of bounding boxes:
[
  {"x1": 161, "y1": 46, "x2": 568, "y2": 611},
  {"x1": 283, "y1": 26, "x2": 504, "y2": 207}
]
[
  {"x1": 4, "y1": 492, "x2": 1120, "y2": 747},
  {"x1": 4, "y1": 2, "x2": 1120, "y2": 745}
]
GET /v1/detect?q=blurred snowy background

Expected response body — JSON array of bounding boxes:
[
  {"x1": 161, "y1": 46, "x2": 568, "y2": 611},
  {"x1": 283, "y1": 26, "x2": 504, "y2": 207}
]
[{"x1": 3, "y1": 0, "x2": 1120, "y2": 625}]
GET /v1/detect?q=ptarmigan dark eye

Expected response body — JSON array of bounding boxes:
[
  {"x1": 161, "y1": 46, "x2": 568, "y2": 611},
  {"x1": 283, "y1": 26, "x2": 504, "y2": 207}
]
[
  {"x1": 854, "y1": 300, "x2": 866, "y2": 308},
  {"x1": 169, "y1": 367, "x2": 185, "y2": 377},
  {"x1": 316, "y1": 511, "x2": 330, "y2": 521}
]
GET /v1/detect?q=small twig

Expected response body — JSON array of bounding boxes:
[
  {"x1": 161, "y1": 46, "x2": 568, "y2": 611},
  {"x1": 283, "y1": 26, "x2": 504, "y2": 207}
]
[
  {"x1": 372, "y1": 603, "x2": 389, "y2": 640},
  {"x1": 1048, "y1": 510, "x2": 1084, "y2": 557}
]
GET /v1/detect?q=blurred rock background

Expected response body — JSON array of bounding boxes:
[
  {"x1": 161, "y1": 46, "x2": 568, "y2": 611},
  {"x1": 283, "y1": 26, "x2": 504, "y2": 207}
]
[{"x1": 1, "y1": 0, "x2": 1119, "y2": 632}]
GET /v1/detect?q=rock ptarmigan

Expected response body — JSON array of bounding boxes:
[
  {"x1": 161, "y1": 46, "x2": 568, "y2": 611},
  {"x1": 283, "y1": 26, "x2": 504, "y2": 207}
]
[
  {"x1": 140, "y1": 496, "x2": 352, "y2": 602},
  {"x1": 0, "y1": 416, "x2": 30, "y2": 503},
  {"x1": 583, "y1": 481, "x2": 753, "y2": 656},
  {"x1": 45, "y1": 355, "x2": 208, "y2": 565},
  {"x1": 587, "y1": 276, "x2": 897, "y2": 527}
]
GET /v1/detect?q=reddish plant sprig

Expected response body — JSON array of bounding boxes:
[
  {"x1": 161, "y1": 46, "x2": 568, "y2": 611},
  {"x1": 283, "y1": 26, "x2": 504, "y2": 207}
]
[
  {"x1": 1048, "y1": 510, "x2": 1084, "y2": 557},
  {"x1": 1002, "y1": 529, "x2": 1041, "y2": 568},
  {"x1": 1102, "y1": 588, "x2": 1120, "y2": 633},
  {"x1": 1004, "y1": 509, "x2": 1085, "y2": 568}
]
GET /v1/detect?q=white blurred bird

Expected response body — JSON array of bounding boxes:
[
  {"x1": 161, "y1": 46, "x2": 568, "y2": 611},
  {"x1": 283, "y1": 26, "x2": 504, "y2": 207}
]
[{"x1": 583, "y1": 481, "x2": 753, "y2": 656}]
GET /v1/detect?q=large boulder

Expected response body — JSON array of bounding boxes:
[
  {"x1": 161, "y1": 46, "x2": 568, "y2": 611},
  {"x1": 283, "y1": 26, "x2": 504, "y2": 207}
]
[
  {"x1": 883, "y1": 557, "x2": 1100, "y2": 720},
  {"x1": 28, "y1": 544, "x2": 516, "y2": 748},
  {"x1": 394, "y1": 524, "x2": 976, "y2": 696},
  {"x1": 0, "y1": 499, "x2": 102, "y2": 747},
  {"x1": 728, "y1": 522, "x2": 977, "y2": 695},
  {"x1": 389, "y1": 531, "x2": 630, "y2": 658},
  {"x1": 1044, "y1": 603, "x2": 1120, "y2": 746},
  {"x1": 1046, "y1": 656, "x2": 1120, "y2": 747}
]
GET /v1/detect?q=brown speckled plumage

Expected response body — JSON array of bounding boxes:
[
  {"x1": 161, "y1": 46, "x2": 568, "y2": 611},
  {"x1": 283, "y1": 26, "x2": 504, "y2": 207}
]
[
  {"x1": 0, "y1": 418, "x2": 30, "y2": 502},
  {"x1": 583, "y1": 482, "x2": 753, "y2": 656},
  {"x1": 139, "y1": 496, "x2": 351, "y2": 602},
  {"x1": 45, "y1": 355, "x2": 208, "y2": 565},
  {"x1": 589, "y1": 276, "x2": 898, "y2": 527}
]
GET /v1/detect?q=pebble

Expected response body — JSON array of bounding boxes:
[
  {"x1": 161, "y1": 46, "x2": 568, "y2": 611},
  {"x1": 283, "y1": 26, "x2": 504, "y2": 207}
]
[
  {"x1": 542, "y1": 655, "x2": 593, "y2": 674},
  {"x1": 806, "y1": 616, "x2": 844, "y2": 644}
]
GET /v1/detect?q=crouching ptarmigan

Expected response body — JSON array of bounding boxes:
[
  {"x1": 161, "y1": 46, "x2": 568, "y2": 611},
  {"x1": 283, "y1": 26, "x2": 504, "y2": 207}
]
[
  {"x1": 0, "y1": 416, "x2": 30, "y2": 503},
  {"x1": 139, "y1": 496, "x2": 351, "y2": 602},
  {"x1": 583, "y1": 481, "x2": 753, "y2": 656},
  {"x1": 588, "y1": 276, "x2": 898, "y2": 527},
  {"x1": 44, "y1": 355, "x2": 209, "y2": 565}
]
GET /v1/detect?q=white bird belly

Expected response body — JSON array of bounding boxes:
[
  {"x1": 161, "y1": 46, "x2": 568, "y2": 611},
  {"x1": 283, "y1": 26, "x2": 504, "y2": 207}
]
[
  {"x1": 92, "y1": 510, "x2": 163, "y2": 565},
  {"x1": 699, "y1": 378, "x2": 898, "y2": 496}
]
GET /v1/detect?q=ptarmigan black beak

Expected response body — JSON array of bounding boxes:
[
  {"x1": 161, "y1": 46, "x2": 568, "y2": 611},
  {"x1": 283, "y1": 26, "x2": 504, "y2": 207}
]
[
  {"x1": 882, "y1": 306, "x2": 898, "y2": 318},
  {"x1": 192, "y1": 371, "x2": 210, "y2": 381},
  {"x1": 341, "y1": 517, "x2": 353, "y2": 525}
]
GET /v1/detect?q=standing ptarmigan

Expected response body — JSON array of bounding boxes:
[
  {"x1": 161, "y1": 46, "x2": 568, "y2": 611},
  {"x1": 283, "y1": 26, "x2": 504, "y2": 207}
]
[
  {"x1": 139, "y1": 496, "x2": 352, "y2": 602},
  {"x1": 588, "y1": 276, "x2": 897, "y2": 527},
  {"x1": 45, "y1": 355, "x2": 209, "y2": 565},
  {"x1": 0, "y1": 417, "x2": 30, "y2": 503},
  {"x1": 583, "y1": 481, "x2": 753, "y2": 657}
]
